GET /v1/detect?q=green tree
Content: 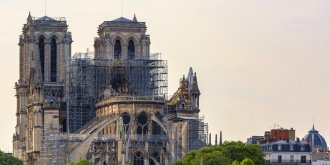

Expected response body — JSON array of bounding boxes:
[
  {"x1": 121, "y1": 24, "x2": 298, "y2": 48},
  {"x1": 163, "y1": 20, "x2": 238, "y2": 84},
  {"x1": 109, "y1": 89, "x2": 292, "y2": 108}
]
[
  {"x1": 171, "y1": 160, "x2": 183, "y2": 165},
  {"x1": 232, "y1": 160, "x2": 240, "y2": 165},
  {"x1": 0, "y1": 150, "x2": 23, "y2": 165},
  {"x1": 218, "y1": 141, "x2": 264, "y2": 165},
  {"x1": 69, "y1": 159, "x2": 92, "y2": 165},
  {"x1": 76, "y1": 159, "x2": 92, "y2": 165},
  {"x1": 201, "y1": 150, "x2": 231, "y2": 165},
  {"x1": 172, "y1": 141, "x2": 265, "y2": 165},
  {"x1": 240, "y1": 158, "x2": 255, "y2": 165}
]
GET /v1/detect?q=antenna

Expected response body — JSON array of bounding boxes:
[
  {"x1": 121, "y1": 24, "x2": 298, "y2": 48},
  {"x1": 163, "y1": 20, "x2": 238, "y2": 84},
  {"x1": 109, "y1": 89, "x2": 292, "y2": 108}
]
[
  {"x1": 313, "y1": 115, "x2": 315, "y2": 128},
  {"x1": 45, "y1": 0, "x2": 47, "y2": 16},
  {"x1": 121, "y1": 2, "x2": 123, "y2": 17}
]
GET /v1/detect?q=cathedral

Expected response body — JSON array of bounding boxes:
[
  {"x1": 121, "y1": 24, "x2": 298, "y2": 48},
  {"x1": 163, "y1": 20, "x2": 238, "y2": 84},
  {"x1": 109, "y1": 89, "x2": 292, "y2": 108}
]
[{"x1": 13, "y1": 13, "x2": 208, "y2": 165}]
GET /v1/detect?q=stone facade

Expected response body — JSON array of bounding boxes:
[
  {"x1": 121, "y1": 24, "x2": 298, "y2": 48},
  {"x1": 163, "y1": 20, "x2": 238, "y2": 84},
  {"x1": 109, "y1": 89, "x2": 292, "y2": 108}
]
[
  {"x1": 13, "y1": 13, "x2": 207, "y2": 165},
  {"x1": 13, "y1": 13, "x2": 72, "y2": 165}
]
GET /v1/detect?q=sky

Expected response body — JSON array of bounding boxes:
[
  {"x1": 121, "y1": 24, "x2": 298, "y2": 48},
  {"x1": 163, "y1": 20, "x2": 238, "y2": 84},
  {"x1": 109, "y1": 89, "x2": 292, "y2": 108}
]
[{"x1": 1, "y1": 0, "x2": 330, "y2": 152}]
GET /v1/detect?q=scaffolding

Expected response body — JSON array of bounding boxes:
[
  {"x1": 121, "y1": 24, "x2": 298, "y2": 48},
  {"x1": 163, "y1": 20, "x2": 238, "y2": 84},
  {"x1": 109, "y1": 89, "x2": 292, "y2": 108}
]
[
  {"x1": 67, "y1": 52, "x2": 168, "y2": 133},
  {"x1": 188, "y1": 116, "x2": 208, "y2": 150},
  {"x1": 40, "y1": 125, "x2": 67, "y2": 165},
  {"x1": 67, "y1": 52, "x2": 95, "y2": 133},
  {"x1": 93, "y1": 53, "x2": 168, "y2": 100}
]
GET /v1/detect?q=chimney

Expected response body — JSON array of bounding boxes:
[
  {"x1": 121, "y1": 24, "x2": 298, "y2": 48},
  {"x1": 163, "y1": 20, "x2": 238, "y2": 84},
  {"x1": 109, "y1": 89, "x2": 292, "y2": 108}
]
[
  {"x1": 215, "y1": 134, "x2": 218, "y2": 145},
  {"x1": 209, "y1": 133, "x2": 212, "y2": 146},
  {"x1": 220, "y1": 131, "x2": 223, "y2": 145}
]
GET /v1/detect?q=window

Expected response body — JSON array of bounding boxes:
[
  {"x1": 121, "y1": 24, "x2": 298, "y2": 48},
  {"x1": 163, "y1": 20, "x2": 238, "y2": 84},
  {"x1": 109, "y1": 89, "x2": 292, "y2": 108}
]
[
  {"x1": 301, "y1": 156, "x2": 306, "y2": 163},
  {"x1": 133, "y1": 151, "x2": 144, "y2": 165},
  {"x1": 278, "y1": 155, "x2": 282, "y2": 163},
  {"x1": 128, "y1": 40, "x2": 135, "y2": 59},
  {"x1": 290, "y1": 155, "x2": 294, "y2": 163},
  {"x1": 114, "y1": 40, "x2": 121, "y2": 60},
  {"x1": 137, "y1": 112, "x2": 148, "y2": 135},
  {"x1": 290, "y1": 145, "x2": 294, "y2": 151},
  {"x1": 38, "y1": 38, "x2": 45, "y2": 81},
  {"x1": 50, "y1": 38, "x2": 57, "y2": 82},
  {"x1": 278, "y1": 145, "x2": 282, "y2": 151},
  {"x1": 121, "y1": 112, "x2": 130, "y2": 135},
  {"x1": 301, "y1": 145, "x2": 305, "y2": 151}
]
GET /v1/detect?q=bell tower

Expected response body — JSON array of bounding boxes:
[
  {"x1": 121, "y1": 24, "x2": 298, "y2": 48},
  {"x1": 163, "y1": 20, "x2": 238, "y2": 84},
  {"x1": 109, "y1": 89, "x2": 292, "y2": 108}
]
[
  {"x1": 94, "y1": 14, "x2": 150, "y2": 60},
  {"x1": 13, "y1": 12, "x2": 72, "y2": 164}
]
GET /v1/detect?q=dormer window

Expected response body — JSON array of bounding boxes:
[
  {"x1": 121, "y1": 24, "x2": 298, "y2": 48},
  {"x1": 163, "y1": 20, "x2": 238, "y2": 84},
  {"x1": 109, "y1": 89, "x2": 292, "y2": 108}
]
[
  {"x1": 290, "y1": 145, "x2": 294, "y2": 151},
  {"x1": 301, "y1": 145, "x2": 305, "y2": 151},
  {"x1": 278, "y1": 145, "x2": 282, "y2": 151}
]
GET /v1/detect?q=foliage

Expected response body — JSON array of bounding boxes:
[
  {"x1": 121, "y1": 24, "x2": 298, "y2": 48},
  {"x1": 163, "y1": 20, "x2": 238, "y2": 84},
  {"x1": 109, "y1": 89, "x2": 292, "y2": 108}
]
[
  {"x1": 240, "y1": 158, "x2": 255, "y2": 165},
  {"x1": 172, "y1": 141, "x2": 265, "y2": 165},
  {"x1": 69, "y1": 159, "x2": 92, "y2": 165},
  {"x1": 171, "y1": 160, "x2": 183, "y2": 165},
  {"x1": 0, "y1": 150, "x2": 23, "y2": 165},
  {"x1": 232, "y1": 160, "x2": 240, "y2": 165}
]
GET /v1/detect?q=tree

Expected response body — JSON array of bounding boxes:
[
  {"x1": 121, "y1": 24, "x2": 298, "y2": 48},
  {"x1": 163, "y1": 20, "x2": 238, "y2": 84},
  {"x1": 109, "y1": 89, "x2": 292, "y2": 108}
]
[
  {"x1": 240, "y1": 158, "x2": 255, "y2": 165},
  {"x1": 0, "y1": 150, "x2": 23, "y2": 165},
  {"x1": 232, "y1": 160, "x2": 240, "y2": 165},
  {"x1": 172, "y1": 141, "x2": 265, "y2": 165},
  {"x1": 69, "y1": 159, "x2": 92, "y2": 165},
  {"x1": 76, "y1": 159, "x2": 92, "y2": 165},
  {"x1": 218, "y1": 141, "x2": 264, "y2": 165}
]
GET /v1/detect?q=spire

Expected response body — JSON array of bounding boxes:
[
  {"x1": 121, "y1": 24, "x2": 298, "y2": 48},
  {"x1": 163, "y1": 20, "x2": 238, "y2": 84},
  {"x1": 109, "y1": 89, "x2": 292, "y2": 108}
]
[
  {"x1": 27, "y1": 11, "x2": 32, "y2": 21},
  {"x1": 188, "y1": 67, "x2": 194, "y2": 91},
  {"x1": 133, "y1": 14, "x2": 138, "y2": 22}
]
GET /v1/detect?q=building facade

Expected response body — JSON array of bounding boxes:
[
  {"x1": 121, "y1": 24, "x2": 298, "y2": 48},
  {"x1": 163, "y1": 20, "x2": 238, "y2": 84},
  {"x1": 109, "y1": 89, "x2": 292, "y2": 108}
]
[
  {"x1": 261, "y1": 140, "x2": 311, "y2": 164},
  {"x1": 259, "y1": 128, "x2": 312, "y2": 165},
  {"x1": 13, "y1": 13, "x2": 208, "y2": 165}
]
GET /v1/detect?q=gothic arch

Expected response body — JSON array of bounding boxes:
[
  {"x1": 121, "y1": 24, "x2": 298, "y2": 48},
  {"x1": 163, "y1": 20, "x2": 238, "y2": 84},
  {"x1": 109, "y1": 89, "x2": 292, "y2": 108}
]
[
  {"x1": 133, "y1": 151, "x2": 144, "y2": 165},
  {"x1": 127, "y1": 40, "x2": 135, "y2": 60},
  {"x1": 113, "y1": 37, "x2": 123, "y2": 60},
  {"x1": 126, "y1": 35, "x2": 139, "y2": 45},
  {"x1": 111, "y1": 34, "x2": 125, "y2": 45},
  {"x1": 47, "y1": 33, "x2": 61, "y2": 43},
  {"x1": 36, "y1": 33, "x2": 46, "y2": 42},
  {"x1": 136, "y1": 111, "x2": 148, "y2": 135}
]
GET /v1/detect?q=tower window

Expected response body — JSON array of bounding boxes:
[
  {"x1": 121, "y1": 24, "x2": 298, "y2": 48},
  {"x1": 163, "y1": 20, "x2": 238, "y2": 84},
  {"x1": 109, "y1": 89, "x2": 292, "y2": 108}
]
[
  {"x1": 114, "y1": 40, "x2": 121, "y2": 60},
  {"x1": 128, "y1": 40, "x2": 135, "y2": 59},
  {"x1": 38, "y1": 38, "x2": 45, "y2": 81},
  {"x1": 50, "y1": 38, "x2": 57, "y2": 82}
]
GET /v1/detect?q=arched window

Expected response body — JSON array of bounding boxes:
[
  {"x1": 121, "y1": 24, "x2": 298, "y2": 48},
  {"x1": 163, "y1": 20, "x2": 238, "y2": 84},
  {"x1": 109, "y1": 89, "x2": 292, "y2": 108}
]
[
  {"x1": 133, "y1": 151, "x2": 144, "y2": 165},
  {"x1": 128, "y1": 40, "x2": 135, "y2": 59},
  {"x1": 122, "y1": 112, "x2": 130, "y2": 134},
  {"x1": 137, "y1": 112, "x2": 148, "y2": 135},
  {"x1": 38, "y1": 38, "x2": 45, "y2": 81},
  {"x1": 50, "y1": 38, "x2": 57, "y2": 82},
  {"x1": 114, "y1": 40, "x2": 121, "y2": 60}
]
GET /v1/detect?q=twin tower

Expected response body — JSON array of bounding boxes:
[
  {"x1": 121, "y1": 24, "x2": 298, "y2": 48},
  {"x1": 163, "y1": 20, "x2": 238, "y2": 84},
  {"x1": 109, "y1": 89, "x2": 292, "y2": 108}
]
[{"x1": 13, "y1": 13, "x2": 205, "y2": 165}]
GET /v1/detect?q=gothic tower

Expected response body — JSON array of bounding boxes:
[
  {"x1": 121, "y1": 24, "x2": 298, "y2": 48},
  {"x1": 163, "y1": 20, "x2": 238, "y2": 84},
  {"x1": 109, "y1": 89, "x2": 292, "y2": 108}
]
[
  {"x1": 13, "y1": 12, "x2": 72, "y2": 164},
  {"x1": 94, "y1": 14, "x2": 150, "y2": 60}
]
